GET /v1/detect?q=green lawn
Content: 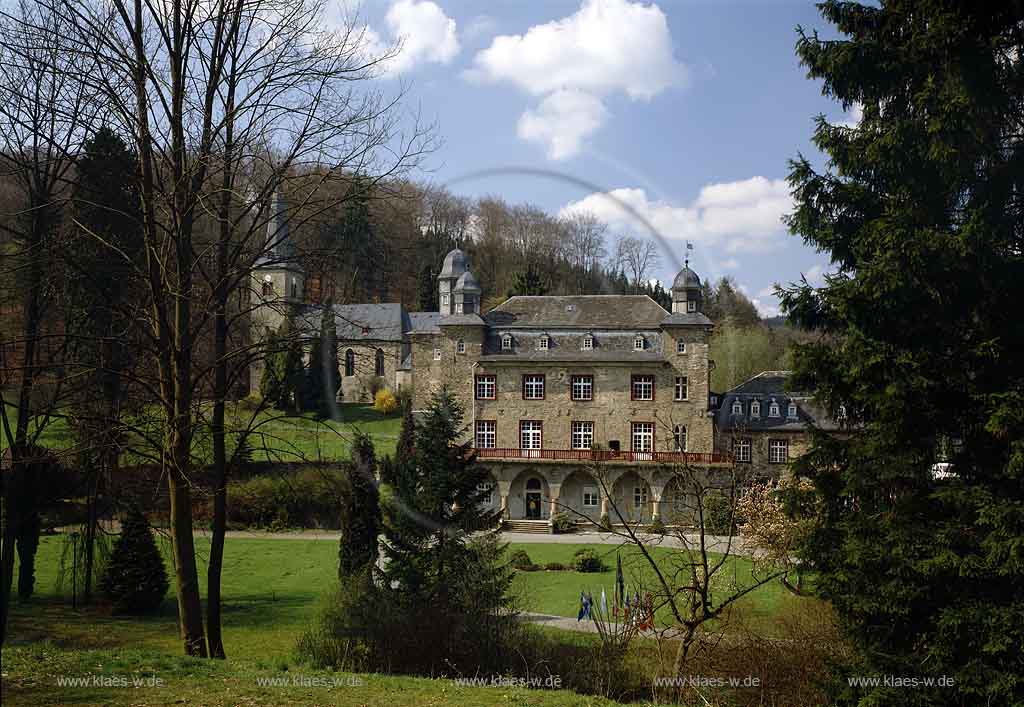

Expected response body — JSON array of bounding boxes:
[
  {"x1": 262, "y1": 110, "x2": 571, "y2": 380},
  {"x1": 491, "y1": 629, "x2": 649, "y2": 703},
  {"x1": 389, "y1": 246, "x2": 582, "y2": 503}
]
[
  {"x1": 0, "y1": 402, "x2": 402, "y2": 463},
  {"x1": 508, "y1": 543, "x2": 811, "y2": 637}
]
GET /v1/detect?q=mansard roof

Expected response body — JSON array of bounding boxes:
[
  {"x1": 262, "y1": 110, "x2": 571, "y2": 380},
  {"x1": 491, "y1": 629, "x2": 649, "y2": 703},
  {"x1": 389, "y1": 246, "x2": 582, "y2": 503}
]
[
  {"x1": 716, "y1": 371, "x2": 842, "y2": 432},
  {"x1": 484, "y1": 295, "x2": 669, "y2": 329},
  {"x1": 407, "y1": 311, "x2": 442, "y2": 334},
  {"x1": 298, "y1": 303, "x2": 406, "y2": 342}
]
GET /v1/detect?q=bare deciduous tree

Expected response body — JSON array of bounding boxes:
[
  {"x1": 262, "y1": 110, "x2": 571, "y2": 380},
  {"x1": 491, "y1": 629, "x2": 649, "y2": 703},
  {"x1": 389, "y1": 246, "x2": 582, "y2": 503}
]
[{"x1": 613, "y1": 234, "x2": 661, "y2": 289}]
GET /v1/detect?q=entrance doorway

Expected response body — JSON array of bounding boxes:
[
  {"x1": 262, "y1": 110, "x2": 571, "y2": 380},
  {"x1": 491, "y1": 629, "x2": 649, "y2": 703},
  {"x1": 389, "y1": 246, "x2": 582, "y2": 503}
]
[{"x1": 525, "y1": 478, "x2": 543, "y2": 519}]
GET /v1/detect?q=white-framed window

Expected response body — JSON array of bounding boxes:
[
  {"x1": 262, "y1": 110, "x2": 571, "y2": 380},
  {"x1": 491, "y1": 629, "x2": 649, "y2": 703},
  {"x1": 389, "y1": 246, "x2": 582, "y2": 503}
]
[
  {"x1": 571, "y1": 375, "x2": 593, "y2": 401},
  {"x1": 677, "y1": 340, "x2": 686, "y2": 354},
  {"x1": 433, "y1": 348, "x2": 441, "y2": 361},
  {"x1": 475, "y1": 374, "x2": 496, "y2": 400},
  {"x1": 788, "y1": 402, "x2": 798, "y2": 419},
  {"x1": 633, "y1": 485, "x2": 648, "y2": 509},
  {"x1": 441, "y1": 293, "x2": 449, "y2": 306},
  {"x1": 674, "y1": 376, "x2": 688, "y2": 401},
  {"x1": 769, "y1": 401, "x2": 781, "y2": 418},
  {"x1": 687, "y1": 300, "x2": 696, "y2": 312},
  {"x1": 501, "y1": 334, "x2": 513, "y2": 351},
  {"x1": 520, "y1": 420, "x2": 542, "y2": 454},
  {"x1": 477, "y1": 481, "x2": 494, "y2": 505},
  {"x1": 632, "y1": 422, "x2": 654, "y2": 458},
  {"x1": 582, "y1": 486, "x2": 599, "y2": 508},
  {"x1": 539, "y1": 335, "x2": 549, "y2": 350},
  {"x1": 582, "y1": 335, "x2": 594, "y2": 351},
  {"x1": 571, "y1": 421, "x2": 594, "y2": 450},
  {"x1": 769, "y1": 439, "x2": 789, "y2": 464},
  {"x1": 523, "y1": 374, "x2": 545, "y2": 400},
  {"x1": 262, "y1": 281, "x2": 273, "y2": 296},
  {"x1": 456, "y1": 339, "x2": 466, "y2": 354},
  {"x1": 731, "y1": 400, "x2": 743, "y2": 415},
  {"x1": 673, "y1": 425, "x2": 687, "y2": 452},
  {"x1": 291, "y1": 279, "x2": 298, "y2": 299},
  {"x1": 633, "y1": 335, "x2": 645, "y2": 351},
  {"x1": 475, "y1": 420, "x2": 496, "y2": 449},
  {"x1": 751, "y1": 400, "x2": 761, "y2": 418},
  {"x1": 631, "y1": 375, "x2": 654, "y2": 401},
  {"x1": 454, "y1": 302, "x2": 463, "y2": 314},
  {"x1": 734, "y1": 437, "x2": 751, "y2": 463}
]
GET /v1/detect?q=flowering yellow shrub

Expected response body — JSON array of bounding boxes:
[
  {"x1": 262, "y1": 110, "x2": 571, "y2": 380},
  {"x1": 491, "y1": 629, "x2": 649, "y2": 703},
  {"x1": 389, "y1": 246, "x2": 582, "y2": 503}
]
[{"x1": 373, "y1": 388, "x2": 398, "y2": 414}]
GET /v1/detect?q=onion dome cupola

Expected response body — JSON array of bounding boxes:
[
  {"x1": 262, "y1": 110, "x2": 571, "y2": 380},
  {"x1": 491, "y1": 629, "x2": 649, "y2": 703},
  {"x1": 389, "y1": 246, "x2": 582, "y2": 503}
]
[
  {"x1": 437, "y1": 248, "x2": 469, "y2": 315},
  {"x1": 452, "y1": 268, "x2": 481, "y2": 315},
  {"x1": 671, "y1": 264, "x2": 702, "y2": 314}
]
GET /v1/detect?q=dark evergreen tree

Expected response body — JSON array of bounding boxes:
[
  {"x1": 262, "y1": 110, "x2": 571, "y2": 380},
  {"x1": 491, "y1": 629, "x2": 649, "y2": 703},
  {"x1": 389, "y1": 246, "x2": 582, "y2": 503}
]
[
  {"x1": 99, "y1": 507, "x2": 169, "y2": 614},
  {"x1": 260, "y1": 321, "x2": 304, "y2": 412},
  {"x1": 304, "y1": 301, "x2": 341, "y2": 417},
  {"x1": 258, "y1": 328, "x2": 283, "y2": 404},
  {"x1": 379, "y1": 389, "x2": 503, "y2": 594},
  {"x1": 509, "y1": 263, "x2": 547, "y2": 297},
  {"x1": 416, "y1": 263, "x2": 436, "y2": 311},
  {"x1": 782, "y1": 2, "x2": 1024, "y2": 704},
  {"x1": 338, "y1": 432, "x2": 381, "y2": 577}
]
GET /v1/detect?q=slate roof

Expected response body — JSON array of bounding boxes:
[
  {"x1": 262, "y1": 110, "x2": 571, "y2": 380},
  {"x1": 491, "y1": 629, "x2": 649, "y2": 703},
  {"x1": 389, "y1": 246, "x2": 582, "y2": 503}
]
[
  {"x1": 715, "y1": 371, "x2": 842, "y2": 432},
  {"x1": 661, "y1": 312, "x2": 714, "y2": 327},
  {"x1": 439, "y1": 313, "x2": 486, "y2": 327},
  {"x1": 407, "y1": 311, "x2": 442, "y2": 334},
  {"x1": 484, "y1": 295, "x2": 669, "y2": 329},
  {"x1": 297, "y1": 303, "x2": 406, "y2": 342},
  {"x1": 672, "y1": 266, "x2": 701, "y2": 290},
  {"x1": 479, "y1": 351, "x2": 666, "y2": 364}
]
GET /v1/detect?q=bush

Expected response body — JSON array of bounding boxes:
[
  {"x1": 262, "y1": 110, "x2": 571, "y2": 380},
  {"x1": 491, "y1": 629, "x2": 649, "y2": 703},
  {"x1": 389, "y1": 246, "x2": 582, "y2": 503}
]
[
  {"x1": 226, "y1": 468, "x2": 345, "y2": 529},
  {"x1": 99, "y1": 507, "x2": 168, "y2": 614},
  {"x1": 508, "y1": 548, "x2": 533, "y2": 570},
  {"x1": 647, "y1": 516, "x2": 666, "y2": 535},
  {"x1": 544, "y1": 562, "x2": 567, "y2": 571},
  {"x1": 704, "y1": 492, "x2": 743, "y2": 535},
  {"x1": 573, "y1": 548, "x2": 606, "y2": 573},
  {"x1": 395, "y1": 386, "x2": 413, "y2": 412},
  {"x1": 550, "y1": 512, "x2": 576, "y2": 534},
  {"x1": 373, "y1": 388, "x2": 398, "y2": 414}
]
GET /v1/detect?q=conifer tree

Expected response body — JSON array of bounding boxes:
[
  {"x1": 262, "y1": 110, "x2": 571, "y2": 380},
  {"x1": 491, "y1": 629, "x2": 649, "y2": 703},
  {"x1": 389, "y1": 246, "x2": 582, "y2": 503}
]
[
  {"x1": 338, "y1": 432, "x2": 381, "y2": 577},
  {"x1": 783, "y1": 2, "x2": 1024, "y2": 703},
  {"x1": 99, "y1": 507, "x2": 169, "y2": 614}
]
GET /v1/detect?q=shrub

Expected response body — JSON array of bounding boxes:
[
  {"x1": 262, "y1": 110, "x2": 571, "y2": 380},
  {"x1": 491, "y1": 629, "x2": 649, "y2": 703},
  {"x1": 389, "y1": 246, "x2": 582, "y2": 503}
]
[
  {"x1": 704, "y1": 492, "x2": 743, "y2": 535},
  {"x1": 544, "y1": 562, "x2": 567, "y2": 571},
  {"x1": 226, "y1": 468, "x2": 344, "y2": 529},
  {"x1": 647, "y1": 516, "x2": 666, "y2": 535},
  {"x1": 573, "y1": 548, "x2": 606, "y2": 573},
  {"x1": 551, "y1": 512, "x2": 576, "y2": 534},
  {"x1": 395, "y1": 386, "x2": 413, "y2": 412},
  {"x1": 99, "y1": 507, "x2": 168, "y2": 614},
  {"x1": 508, "y1": 549, "x2": 533, "y2": 570},
  {"x1": 373, "y1": 388, "x2": 398, "y2": 414}
]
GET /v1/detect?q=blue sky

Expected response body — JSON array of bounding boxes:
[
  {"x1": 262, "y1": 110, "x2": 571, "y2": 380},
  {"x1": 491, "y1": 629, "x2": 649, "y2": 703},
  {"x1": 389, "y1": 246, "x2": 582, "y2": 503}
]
[{"x1": 358, "y1": 0, "x2": 852, "y2": 317}]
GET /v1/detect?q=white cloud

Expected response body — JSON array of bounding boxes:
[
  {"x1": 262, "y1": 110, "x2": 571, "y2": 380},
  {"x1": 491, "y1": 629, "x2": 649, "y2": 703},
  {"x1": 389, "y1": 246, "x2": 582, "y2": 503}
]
[
  {"x1": 835, "y1": 102, "x2": 862, "y2": 129},
  {"x1": 740, "y1": 284, "x2": 780, "y2": 319},
  {"x1": 560, "y1": 176, "x2": 793, "y2": 254},
  {"x1": 467, "y1": 0, "x2": 684, "y2": 159},
  {"x1": 381, "y1": 0, "x2": 460, "y2": 74},
  {"x1": 464, "y1": 14, "x2": 498, "y2": 41},
  {"x1": 804, "y1": 263, "x2": 828, "y2": 287},
  {"x1": 517, "y1": 90, "x2": 608, "y2": 160}
]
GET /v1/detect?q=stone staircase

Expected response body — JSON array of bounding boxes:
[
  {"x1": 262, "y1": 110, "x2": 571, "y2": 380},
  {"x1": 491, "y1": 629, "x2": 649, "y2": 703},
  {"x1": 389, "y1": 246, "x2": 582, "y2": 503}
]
[{"x1": 502, "y1": 519, "x2": 551, "y2": 534}]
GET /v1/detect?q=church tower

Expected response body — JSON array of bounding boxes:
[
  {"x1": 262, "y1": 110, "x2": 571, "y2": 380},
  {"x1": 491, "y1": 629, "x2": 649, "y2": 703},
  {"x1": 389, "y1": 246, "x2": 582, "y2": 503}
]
[
  {"x1": 250, "y1": 190, "x2": 304, "y2": 393},
  {"x1": 671, "y1": 260, "x2": 703, "y2": 314}
]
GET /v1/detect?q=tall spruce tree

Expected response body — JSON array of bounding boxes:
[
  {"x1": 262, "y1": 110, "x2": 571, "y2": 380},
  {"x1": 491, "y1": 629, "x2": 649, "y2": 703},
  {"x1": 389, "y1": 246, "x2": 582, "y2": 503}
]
[
  {"x1": 304, "y1": 301, "x2": 341, "y2": 417},
  {"x1": 338, "y1": 432, "x2": 381, "y2": 577},
  {"x1": 783, "y1": 2, "x2": 1024, "y2": 704},
  {"x1": 379, "y1": 389, "x2": 503, "y2": 595}
]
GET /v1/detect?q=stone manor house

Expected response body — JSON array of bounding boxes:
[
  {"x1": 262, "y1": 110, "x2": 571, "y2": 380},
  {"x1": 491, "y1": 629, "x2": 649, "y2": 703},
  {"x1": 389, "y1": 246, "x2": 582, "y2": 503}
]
[{"x1": 250, "y1": 199, "x2": 842, "y2": 531}]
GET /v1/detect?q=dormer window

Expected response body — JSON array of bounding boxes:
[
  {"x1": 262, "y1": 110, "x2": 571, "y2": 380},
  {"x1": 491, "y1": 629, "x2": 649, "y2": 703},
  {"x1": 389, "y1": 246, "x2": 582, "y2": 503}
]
[
  {"x1": 687, "y1": 300, "x2": 696, "y2": 312},
  {"x1": 633, "y1": 335, "x2": 645, "y2": 351},
  {"x1": 731, "y1": 400, "x2": 743, "y2": 415},
  {"x1": 769, "y1": 401, "x2": 781, "y2": 418},
  {"x1": 539, "y1": 335, "x2": 549, "y2": 351},
  {"x1": 501, "y1": 334, "x2": 513, "y2": 351},
  {"x1": 751, "y1": 400, "x2": 761, "y2": 418},
  {"x1": 582, "y1": 335, "x2": 593, "y2": 351},
  {"x1": 787, "y1": 402, "x2": 798, "y2": 419},
  {"x1": 456, "y1": 339, "x2": 465, "y2": 354},
  {"x1": 677, "y1": 340, "x2": 686, "y2": 354}
]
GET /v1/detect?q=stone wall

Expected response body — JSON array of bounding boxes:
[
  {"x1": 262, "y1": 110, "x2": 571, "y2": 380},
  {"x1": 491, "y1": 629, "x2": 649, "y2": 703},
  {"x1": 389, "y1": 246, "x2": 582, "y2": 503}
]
[{"x1": 338, "y1": 340, "x2": 405, "y2": 403}]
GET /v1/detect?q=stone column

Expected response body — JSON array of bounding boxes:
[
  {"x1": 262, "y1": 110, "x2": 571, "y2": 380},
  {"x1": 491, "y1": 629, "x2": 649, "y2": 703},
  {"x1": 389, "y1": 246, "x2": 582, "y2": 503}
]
[
  {"x1": 497, "y1": 479, "x2": 512, "y2": 521},
  {"x1": 651, "y1": 486, "x2": 664, "y2": 522},
  {"x1": 547, "y1": 484, "x2": 562, "y2": 531},
  {"x1": 500, "y1": 493, "x2": 509, "y2": 520}
]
